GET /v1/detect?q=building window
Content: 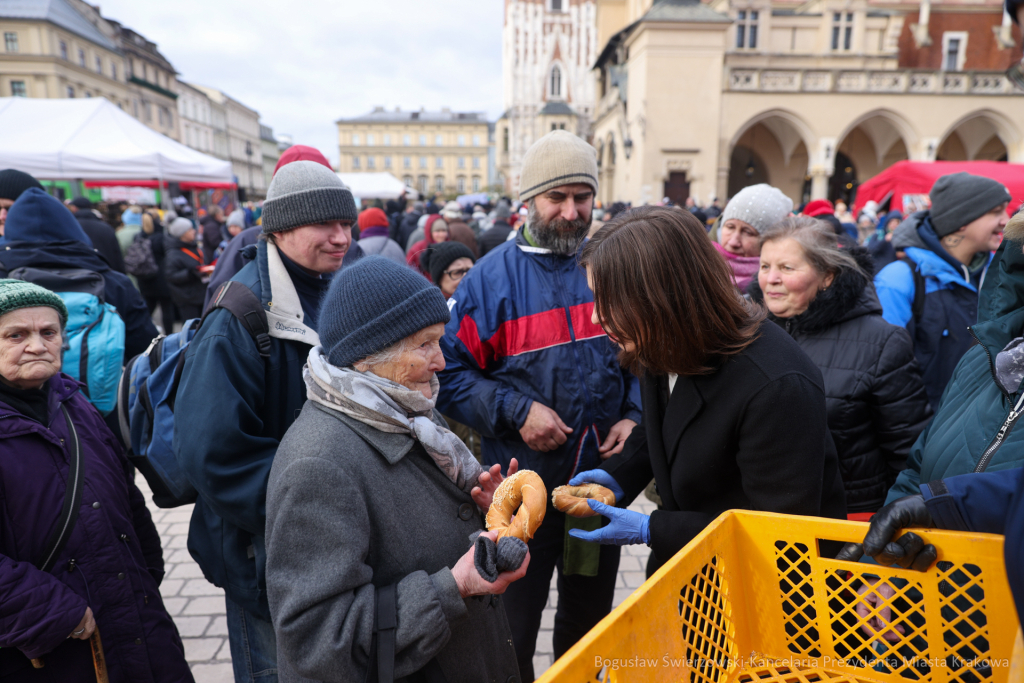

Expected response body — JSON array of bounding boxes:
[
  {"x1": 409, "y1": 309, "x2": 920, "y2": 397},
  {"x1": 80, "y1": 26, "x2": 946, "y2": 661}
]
[
  {"x1": 831, "y1": 12, "x2": 853, "y2": 51},
  {"x1": 436, "y1": 157, "x2": 444, "y2": 169},
  {"x1": 4, "y1": 32, "x2": 18, "y2": 52},
  {"x1": 457, "y1": 177, "x2": 465, "y2": 193},
  {"x1": 458, "y1": 157, "x2": 465, "y2": 169},
  {"x1": 473, "y1": 135, "x2": 481, "y2": 146},
  {"x1": 435, "y1": 176, "x2": 445, "y2": 192},
  {"x1": 503, "y1": 127, "x2": 509, "y2": 152},
  {"x1": 10, "y1": 81, "x2": 26, "y2": 97},
  {"x1": 404, "y1": 156, "x2": 411, "y2": 168},
  {"x1": 67, "y1": 85, "x2": 75, "y2": 98},
  {"x1": 419, "y1": 134, "x2": 427, "y2": 145},
  {"x1": 367, "y1": 134, "x2": 375, "y2": 145},
  {"x1": 549, "y1": 0, "x2": 564, "y2": 11},
  {"x1": 404, "y1": 135, "x2": 411, "y2": 146},
  {"x1": 435, "y1": 134, "x2": 444, "y2": 146},
  {"x1": 458, "y1": 135, "x2": 466, "y2": 146},
  {"x1": 353, "y1": 156, "x2": 361, "y2": 169},
  {"x1": 85, "y1": 91, "x2": 92, "y2": 98},
  {"x1": 943, "y1": 32, "x2": 968, "y2": 71},
  {"x1": 352, "y1": 133, "x2": 361, "y2": 145},
  {"x1": 111, "y1": 63, "x2": 117, "y2": 81},
  {"x1": 367, "y1": 156, "x2": 376, "y2": 169},
  {"x1": 418, "y1": 175, "x2": 428, "y2": 193},
  {"x1": 384, "y1": 156, "x2": 392, "y2": 168},
  {"x1": 550, "y1": 66, "x2": 562, "y2": 98},
  {"x1": 78, "y1": 48, "x2": 85, "y2": 67},
  {"x1": 95, "y1": 55, "x2": 102, "y2": 72},
  {"x1": 736, "y1": 10, "x2": 759, "y2": 49},
  {"x1": 472, "y1": 157, "x2": 481, "y2": 169},
  {"x1": 472, "y1": 177, "x2": 481, "y2": 192},
  {"x1": 60, "y1": 41, "x2": 68, "y2": 60},
  {"x1": 384, "y1": 134, "x2": 391, "y2": 146},
  {"x1": 420, "y1": 156, "x2": 427, "y2": 169},
  {"x1": 403, "y1": 175, "x2": 413, "y2": 186}
]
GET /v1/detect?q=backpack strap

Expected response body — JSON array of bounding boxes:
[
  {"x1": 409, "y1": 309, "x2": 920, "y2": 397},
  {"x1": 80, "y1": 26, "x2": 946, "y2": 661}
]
[
  {"x1": 202, "y1": 281, "x2": 272, "y2": 358},
  {"x1": 899, "y1": 256, "x2": 926, "y2": 326},
  {"x1": 36, "y1": 404, "x2": 84, "y2": 573},
  {"x1": 376, "y1": 584, "x2": 397, "y2": 683}
]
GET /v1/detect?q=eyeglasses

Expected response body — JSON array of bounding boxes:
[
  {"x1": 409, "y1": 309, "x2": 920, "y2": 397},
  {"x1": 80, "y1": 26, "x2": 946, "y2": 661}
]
[
  {"x1": 443, "y1": 267, "x2": 472, "y2": 281},
  {"x1": 1007, "y1": 59, "x2": 1024, "y2": 92}
]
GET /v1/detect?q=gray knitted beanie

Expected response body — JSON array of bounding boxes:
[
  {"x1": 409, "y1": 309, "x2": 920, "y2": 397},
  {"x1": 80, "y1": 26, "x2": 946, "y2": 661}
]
[
  {"x1": 519, "y1": 130, "x2": 598, "y2": 202},
  {"x1": 167, "y1": 217, "x2": 195, "y2": 239},
  {"x1": 319, "y1": 256, "x2": 451, "y2": 368},
  {"x1": 261, "y1": 160, "x2": 357, "y2": 235},
  {"x1": 929, "y1": 172, "x2": 1011, "y2": 237},
  {"x1": 720, "y1": 184, "x2": 794, "y2": 234}
]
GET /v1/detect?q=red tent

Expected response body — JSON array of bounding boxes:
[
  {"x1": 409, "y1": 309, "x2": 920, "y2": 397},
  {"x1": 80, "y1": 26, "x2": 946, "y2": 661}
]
[{"x1": 853, "y1": 161, "x2": 1024, "y2": 216}]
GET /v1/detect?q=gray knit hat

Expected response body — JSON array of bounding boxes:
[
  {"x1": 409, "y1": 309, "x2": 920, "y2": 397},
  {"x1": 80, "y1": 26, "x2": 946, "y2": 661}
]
[
  {"x1": 226, "y1": 209, "x2": 246, "y2": 229},
  {"x1": 721, "y1": 184, "x2": 794, "y2": 234},
  {"x1": 930, "y1": 172, "x2": 1011, "y2": 237},
  {"x1": 0, "y1": 279, "x2": 68, "y2": 325},
  {"x1": 167, "y1": 217, "x2": 195, "y2": 239},
  {"x1": 518, "y1": 130, "x2": 598, "y2": 202},
  {"x1": 261, "y1": 160, "x2": 357, "y2": 235},
  {"x1": 319, "y1": 256, "x2": 451, "y2": 368}
]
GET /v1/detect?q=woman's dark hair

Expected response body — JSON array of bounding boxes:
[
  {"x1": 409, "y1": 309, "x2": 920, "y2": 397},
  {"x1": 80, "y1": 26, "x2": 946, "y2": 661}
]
[{"x1": 580, "y1": 206, "x2": 764, "y2": 376}]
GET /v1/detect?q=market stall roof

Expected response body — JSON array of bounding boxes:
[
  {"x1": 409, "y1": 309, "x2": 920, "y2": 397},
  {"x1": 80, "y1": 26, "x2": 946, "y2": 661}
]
[
  {"x1": 854, "y1": 160, "x2": 1024, "y2": 215},
  {"x1": 0, "y1": 97, "x2": 233, "y2": 183},
  {"x1": 336, "y1": 172, "x2": 409, "y2": 200}
]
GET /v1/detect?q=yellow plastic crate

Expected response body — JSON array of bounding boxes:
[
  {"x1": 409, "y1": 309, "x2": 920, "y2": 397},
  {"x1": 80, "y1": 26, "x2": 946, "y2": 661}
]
[{"x1": 538, "y1": 510, "x2": 1019, "y2": 683}]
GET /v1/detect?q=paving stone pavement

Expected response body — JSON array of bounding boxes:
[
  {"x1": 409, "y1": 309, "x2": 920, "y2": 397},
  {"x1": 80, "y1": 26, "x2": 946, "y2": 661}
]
[{"x1": 140, "y1": 474, "x2": 655, "y2": 682}]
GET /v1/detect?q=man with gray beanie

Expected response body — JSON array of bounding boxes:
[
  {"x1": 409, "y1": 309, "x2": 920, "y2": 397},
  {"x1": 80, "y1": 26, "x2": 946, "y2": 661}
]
[
  {"x1": 876, "y1": 171, "x2": 1010, "y2": 408},
  {"x1": 437, "y1": 130, "x2": 642, "y2": 681},
  {"x1": 175, "y1": 159, "x2": 358, "y2": 682}
]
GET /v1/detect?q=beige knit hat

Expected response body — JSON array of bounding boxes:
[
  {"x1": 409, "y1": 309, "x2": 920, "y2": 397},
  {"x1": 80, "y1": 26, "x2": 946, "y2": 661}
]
[{"x1": 518, "y1": 130, "x2": 599, "y2": 202}]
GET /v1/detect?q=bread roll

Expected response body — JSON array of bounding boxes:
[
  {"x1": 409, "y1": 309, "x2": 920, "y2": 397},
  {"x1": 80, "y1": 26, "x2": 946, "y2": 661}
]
[
  {"x1": 485, "y1": 470, "x2": 547, "y2": 542},
  {"x1": 551, "y1": 483, "x2": 616, "y2": 518}
]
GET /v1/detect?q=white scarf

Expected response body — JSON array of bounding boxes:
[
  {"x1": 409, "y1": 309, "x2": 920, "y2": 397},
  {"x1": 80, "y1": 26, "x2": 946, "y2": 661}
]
[{"x1": 303, "y1": 346, "x2": 484, "y2": 495}]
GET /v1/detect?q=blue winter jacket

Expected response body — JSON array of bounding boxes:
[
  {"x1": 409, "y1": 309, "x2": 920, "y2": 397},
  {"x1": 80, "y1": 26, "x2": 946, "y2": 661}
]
[
  {"x1": 437, "y1": 230, "x2": 643, "y2": 488},
  {"x1": 175, "y1": 240, "x2": 323, "y2": 621},
  {"x1": 886, "y1": 238, "x2": 1024, "y2": 504},
  {"x1": 874, "y1": 211, "x2": 992, "y2": 408},
  {"x1": 919, "y1": 468, "x2": 1024, "y2": 627}
]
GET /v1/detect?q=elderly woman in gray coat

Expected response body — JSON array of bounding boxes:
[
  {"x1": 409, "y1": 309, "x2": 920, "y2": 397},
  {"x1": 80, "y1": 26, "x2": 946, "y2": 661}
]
[{"x1": 266, "y1": 256, "x2": 528, "y2": 683}]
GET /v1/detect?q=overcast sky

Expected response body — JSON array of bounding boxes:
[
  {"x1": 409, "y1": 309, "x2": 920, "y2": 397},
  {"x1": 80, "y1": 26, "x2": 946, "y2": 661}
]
[{"x1": 95, "y1": 0, "x2": 505, "y2": 165}]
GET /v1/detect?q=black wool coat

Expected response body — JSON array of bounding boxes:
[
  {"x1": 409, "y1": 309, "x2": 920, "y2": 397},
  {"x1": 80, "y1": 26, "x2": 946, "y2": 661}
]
[
  {"x1": 73, "y1": 208, "x2": 126, "y2": 273},
  {"x1": 750, "y1": 253, "x2": 932, "y2": 513},
  {"x1": 162, "y1": 235, "x2": 206, "y2": 309},
  {"x1": 602, "y1": 321, "x2": 848, "y2": 567}
]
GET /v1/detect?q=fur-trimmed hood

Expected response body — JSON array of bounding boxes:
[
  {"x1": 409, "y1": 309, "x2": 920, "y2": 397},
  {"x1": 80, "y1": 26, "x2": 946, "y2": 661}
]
[{"x1": 749, "y1": 245, "x2": 882, "y2": 334}]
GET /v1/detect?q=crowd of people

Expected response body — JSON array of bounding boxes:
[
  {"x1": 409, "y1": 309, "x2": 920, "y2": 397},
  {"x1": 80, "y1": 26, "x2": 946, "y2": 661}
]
[{"x1": 0, "y1": 116, "x2": 1023, "y2": 683}]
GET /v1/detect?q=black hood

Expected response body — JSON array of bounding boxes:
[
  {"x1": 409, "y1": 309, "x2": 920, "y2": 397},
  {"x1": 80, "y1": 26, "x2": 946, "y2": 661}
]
[{"x1": 750, "y1": 245, "x2": 881, "y2": 334}]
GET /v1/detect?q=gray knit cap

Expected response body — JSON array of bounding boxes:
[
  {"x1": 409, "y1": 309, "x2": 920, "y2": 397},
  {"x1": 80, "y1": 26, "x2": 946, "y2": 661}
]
[
  {"x1": 930, "y1": 172, "x2": 1011, "y2": 237},
  {"x1": 226, "y1": 209, "x2": 246, "y2": 229},
  {"x1": 261, "y1": 160, "x2": 357, "y2": 235},
  {"x1": 519, "y1": 130, "x2": 598, "y2": 202},
  {"x1": 0, "y1": 279, "x2": 68, "y2": 325},
  {"x1": 168, "y1": 217, "x2": 195, "y2": 239},
  {"x1": 720, "y1": 184, "x2": 794, "y2": 234}
]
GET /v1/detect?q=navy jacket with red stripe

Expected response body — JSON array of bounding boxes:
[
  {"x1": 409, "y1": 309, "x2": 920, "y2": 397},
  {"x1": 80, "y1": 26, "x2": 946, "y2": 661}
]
[{"x1": 437, "y1": 230, "x2": 643, "y2": 488}]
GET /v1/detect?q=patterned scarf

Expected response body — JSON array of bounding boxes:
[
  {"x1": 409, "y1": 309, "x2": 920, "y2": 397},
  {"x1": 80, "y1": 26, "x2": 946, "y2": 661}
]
[{"x1": 303, "y1": 346, "x2": 484, "y2": 495}]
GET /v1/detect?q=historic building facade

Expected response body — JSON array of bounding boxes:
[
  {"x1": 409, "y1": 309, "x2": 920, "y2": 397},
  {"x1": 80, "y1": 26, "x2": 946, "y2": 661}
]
[
  {"x1": 192, "y1": 84, "x2": 264, "y2": 199},
  {"x1": 336, "y1": 108, "x2": 490, "y2": 196},
  {"x1": 496, "y1": 0, "x2": 600, "y2": 195},
  {"x1": 593, "y1": 0, "x2": 1024, "y2": 208}
]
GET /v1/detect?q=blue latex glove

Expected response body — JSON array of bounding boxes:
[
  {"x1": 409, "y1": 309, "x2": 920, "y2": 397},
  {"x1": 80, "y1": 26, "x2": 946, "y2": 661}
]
[
  {"x1": 568, "y1": 469, "x2": 625, "y2": 503},
  {"x1": 567, "y1": 500, "x2": 650, "y2": 546}
]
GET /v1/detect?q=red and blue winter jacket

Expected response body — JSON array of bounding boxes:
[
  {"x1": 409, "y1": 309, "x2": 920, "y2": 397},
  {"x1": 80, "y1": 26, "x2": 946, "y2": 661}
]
[{"x1": 437, "y1": 230, "x2": 643, "y2": 488}]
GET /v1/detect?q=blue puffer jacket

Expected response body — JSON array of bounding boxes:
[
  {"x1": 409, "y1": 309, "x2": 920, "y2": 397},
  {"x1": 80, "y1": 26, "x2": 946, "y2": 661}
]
[
  {"x1": 175, "y1": 240, "x2": 321, "y2": 621},
  {"x1": 886, "y1": 238, "x2": 1024, "y2": 504},
  {"x1": 437, "y1": 230, "x2": 642, "y2": 489},
  {"x1": 874, "y1": 211, "x2": 992, "y2": 409}
]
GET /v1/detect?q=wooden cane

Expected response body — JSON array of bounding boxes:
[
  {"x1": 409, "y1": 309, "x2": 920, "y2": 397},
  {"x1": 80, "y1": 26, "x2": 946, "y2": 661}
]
[{"x1": 89, "y1": 627, "x2": 109, "y2": 683}]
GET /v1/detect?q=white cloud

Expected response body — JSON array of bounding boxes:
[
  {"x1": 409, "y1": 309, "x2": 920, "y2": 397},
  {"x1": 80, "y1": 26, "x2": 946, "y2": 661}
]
[{"x1": 97, "y1": 0, "x2": 504, "y2": 164}]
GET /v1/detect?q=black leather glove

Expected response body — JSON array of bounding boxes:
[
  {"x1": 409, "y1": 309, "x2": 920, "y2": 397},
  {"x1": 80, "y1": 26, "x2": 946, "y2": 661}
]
[{"x1": 835, "y1": 495, "x2": 937, "y2": 571}]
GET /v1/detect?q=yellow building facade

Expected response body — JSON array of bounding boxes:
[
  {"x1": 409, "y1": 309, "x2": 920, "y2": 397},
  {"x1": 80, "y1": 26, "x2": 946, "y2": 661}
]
[{"x1": 336, "y1": 108, "x2": 490, "y2": 197}]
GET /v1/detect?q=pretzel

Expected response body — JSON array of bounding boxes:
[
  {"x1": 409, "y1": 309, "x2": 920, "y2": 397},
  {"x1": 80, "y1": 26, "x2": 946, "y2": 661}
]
[
  {"x1": 551, "y1": 483, "x2": 616, "y2": 518},
  {"x1": 485, "y1": 470, "x2": 547, "y2": 542}
]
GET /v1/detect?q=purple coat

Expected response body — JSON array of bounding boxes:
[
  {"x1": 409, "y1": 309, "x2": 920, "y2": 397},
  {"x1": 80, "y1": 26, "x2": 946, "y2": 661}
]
[{"x1": 0, "y1": 374, "x2": 192, "y2": 683}]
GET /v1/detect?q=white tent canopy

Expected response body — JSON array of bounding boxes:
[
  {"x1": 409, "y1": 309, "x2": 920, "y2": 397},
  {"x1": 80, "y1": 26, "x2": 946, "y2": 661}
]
[
  {"x1": 337, "y1": 172, "x2": 410, "y2": 200},
  {"x1": 0, "y1": 97, "x2": 233, "y2": 182}
]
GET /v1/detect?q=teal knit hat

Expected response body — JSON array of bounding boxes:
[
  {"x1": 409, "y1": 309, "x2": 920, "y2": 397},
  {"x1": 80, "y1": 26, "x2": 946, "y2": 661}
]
[{"x1": 0, "y1": 279, "x2": 68, "y2": 325}]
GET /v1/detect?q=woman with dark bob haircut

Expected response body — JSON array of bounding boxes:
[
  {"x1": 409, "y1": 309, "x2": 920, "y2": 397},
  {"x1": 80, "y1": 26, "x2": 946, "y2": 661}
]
[{"x1": 567, "y1": 206, "x2": 848, "y2": 575}]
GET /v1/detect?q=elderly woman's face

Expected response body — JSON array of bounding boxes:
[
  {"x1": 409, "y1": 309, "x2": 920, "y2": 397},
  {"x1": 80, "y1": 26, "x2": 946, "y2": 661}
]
[
  {"x1": 370, "y1": 323, "x2": 446, "y2": 399},
  {"x1": 758, "y1": 238, "x2": 834, "y2": 319},
  {"x1": 720, "y1": 219, "x2": 760, "y2": 257},
  {"x1": 0, "y1": 307, "x2": 63, "y2": 390}
]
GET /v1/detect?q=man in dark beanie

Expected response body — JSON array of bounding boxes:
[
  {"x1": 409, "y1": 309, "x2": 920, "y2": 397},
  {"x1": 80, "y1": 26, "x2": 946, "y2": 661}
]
[
  {"x1": 0, "y1": 169, "x2": 43, "y2": 235},
  {"x1": 69, "y1": 196, "x2": 126, "y2": 273},
  {"x1": 437, "y1": 130, "x2": 642, "y2": 681},
  {"x1": 175, "y1": 159, "x2": 358, "y2": 682},
  {"x1": 876, "y1": 171, "x2": 1010, "y2": 408}
]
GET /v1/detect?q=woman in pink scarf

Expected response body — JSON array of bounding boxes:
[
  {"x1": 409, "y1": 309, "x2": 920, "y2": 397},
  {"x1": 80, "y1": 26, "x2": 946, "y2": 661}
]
[{"x1": 712, "y1": 183, "x2": 793, "y2": 292}]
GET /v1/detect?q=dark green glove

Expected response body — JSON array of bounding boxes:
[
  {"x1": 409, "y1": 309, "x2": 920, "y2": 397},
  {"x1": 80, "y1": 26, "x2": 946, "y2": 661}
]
[{"x1": 836, "y1": 495, "x2": 937, "y2": 571}]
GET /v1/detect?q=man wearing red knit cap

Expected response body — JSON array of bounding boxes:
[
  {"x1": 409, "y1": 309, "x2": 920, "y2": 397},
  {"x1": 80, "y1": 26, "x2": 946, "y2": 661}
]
[{"x1": 356, "y1": 207, "x2": 407, "y2": 265}]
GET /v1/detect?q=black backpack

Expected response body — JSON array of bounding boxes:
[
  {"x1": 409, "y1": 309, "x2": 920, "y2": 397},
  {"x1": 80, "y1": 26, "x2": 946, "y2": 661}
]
[{"x1": 125, "y1": 233, "x2": 159, "y2": 279}]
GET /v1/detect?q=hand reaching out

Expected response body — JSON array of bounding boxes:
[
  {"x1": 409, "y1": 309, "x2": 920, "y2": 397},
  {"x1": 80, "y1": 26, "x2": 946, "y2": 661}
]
[{"x1": 471, "y1": 458, "x2": 519, "y2": 512}]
